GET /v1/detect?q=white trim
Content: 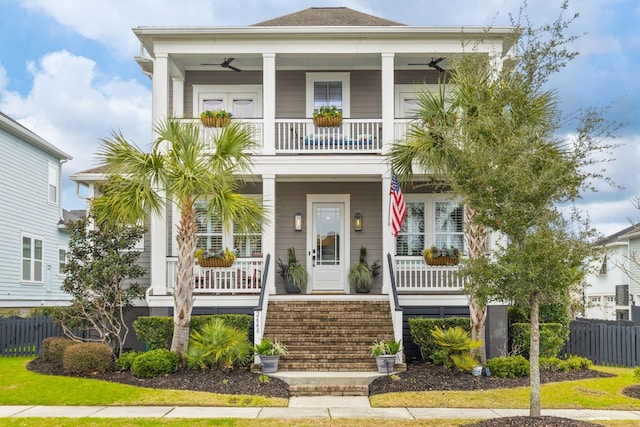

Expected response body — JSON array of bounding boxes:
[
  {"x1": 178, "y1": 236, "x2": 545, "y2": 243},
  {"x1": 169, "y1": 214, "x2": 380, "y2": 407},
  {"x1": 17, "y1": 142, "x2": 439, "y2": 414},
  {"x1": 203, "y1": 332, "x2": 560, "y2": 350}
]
[
  {"x1": 20, "y1": 232, "x2": 44, "y2": 284},
  {"x1": 305, "y1": 72, "x2": 351, "y2": 118},
  {"x1": 192, "y1": 84, "x2": 263, "y2": 118},
  {"x1": 306, "y1": 194, "x2": 351, "y2": 294}
]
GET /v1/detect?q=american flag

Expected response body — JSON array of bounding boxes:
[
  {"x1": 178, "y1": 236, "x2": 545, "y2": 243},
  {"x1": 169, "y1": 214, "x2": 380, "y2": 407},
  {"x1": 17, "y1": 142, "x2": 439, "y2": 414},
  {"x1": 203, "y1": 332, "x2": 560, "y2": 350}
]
[{"x1": 390, "y1": 172, "x2": 407, "y2": 237}]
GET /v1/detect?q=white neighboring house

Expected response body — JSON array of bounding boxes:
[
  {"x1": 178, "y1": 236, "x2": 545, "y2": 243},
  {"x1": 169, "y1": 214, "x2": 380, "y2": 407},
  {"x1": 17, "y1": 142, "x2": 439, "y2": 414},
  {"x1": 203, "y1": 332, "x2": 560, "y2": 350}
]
[
  {"x1": 0, "y1": 112, "x2": 74, "y2": 308},
  {"x1": 583, "y1": 225, "x2": 639, "y2": 321}
]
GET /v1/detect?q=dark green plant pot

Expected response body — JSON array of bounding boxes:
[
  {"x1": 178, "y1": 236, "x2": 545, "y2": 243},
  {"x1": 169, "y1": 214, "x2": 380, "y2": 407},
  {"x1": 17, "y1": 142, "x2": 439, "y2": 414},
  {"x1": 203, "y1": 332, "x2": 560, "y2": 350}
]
[{"x1": 284, "y1": 280, "x2": 302, "y2": 294}]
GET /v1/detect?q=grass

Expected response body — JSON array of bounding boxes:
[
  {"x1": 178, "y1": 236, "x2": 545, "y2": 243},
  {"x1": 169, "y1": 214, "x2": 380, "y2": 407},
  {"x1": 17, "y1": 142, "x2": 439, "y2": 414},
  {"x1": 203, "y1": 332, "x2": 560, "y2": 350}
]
[
  {"x1": 2, "y1": 357, "x2": 640, "y2": 426},
  {"x1": 0, "y1": 357, "x2": 287, "y2": 407},
  {"x1": 370, "y1": 366, "x2": 640, "y2": 411}
]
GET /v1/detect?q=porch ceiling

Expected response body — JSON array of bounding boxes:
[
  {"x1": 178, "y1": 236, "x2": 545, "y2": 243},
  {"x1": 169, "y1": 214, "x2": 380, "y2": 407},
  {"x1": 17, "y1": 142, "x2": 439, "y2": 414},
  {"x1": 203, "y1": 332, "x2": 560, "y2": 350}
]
[{"x1": 169, "y1": 53, "x2": 452, "y2": 72}]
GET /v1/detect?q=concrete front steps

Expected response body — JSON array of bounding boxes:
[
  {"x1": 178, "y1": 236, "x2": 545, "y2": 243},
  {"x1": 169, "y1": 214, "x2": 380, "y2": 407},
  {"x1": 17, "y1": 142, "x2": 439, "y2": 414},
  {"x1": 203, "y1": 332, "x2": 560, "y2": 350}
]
[{"x1": 260, "y1": 296, "x2": 406, "y2": 396}]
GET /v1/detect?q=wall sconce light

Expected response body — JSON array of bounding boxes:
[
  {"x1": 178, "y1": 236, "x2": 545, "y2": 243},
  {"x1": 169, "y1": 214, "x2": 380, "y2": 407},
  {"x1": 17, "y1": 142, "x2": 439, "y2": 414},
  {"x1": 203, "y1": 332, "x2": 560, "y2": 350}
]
[
  {"x1": 354, "y1": 212, "x2": 362, "y2": 231},
  {"x1": 294, "y1": 212, "x2": 302, "y2": 231}
]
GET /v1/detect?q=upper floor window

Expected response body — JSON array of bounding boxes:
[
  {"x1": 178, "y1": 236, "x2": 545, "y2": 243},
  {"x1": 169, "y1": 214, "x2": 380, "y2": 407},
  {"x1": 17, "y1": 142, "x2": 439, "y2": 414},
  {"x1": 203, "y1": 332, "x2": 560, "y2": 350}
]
[
  {"x1": 306, "y1": 73, "x2": 350, "y2": 118},
  {"x1": 22, "y1": 234, "x2": 43, "y2": 283},
  {"x1": 48, "y1": 162, "x2": 58, "y2": 205}
]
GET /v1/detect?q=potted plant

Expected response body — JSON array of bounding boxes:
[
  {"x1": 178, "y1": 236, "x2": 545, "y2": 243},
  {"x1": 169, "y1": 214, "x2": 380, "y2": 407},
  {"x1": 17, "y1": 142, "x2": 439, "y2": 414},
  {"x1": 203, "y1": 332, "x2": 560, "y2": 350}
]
[
  {"x1": 253, "y1": 338, "x2": 289, "y2": 374},
  {"x1": 277, "y1": 247, "x2": 308, "y2": 293},
  {"x1": 200, "y1": 109, "x2": 232, "y2": 128},
  {"x1": 370, "y1": 339, "x2": 401, "y2": 374},
  {"x1": 348, "y1": 246, "x2": 380, "y2": 293},
  {"x1": 195, "y1": 247, "x2": 236, "y2": 267},
  {"x1": 422, "y1": 245, "x2": 461, "y2": 266},
  {"x1": 312, "y1": 105, "x2": 342, "y2": 127}
]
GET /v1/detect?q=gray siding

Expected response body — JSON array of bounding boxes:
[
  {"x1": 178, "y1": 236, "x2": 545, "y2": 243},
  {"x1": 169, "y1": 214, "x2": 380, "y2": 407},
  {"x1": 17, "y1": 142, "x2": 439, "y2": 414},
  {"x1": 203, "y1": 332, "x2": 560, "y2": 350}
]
[
  {"x1": 0, "y1": 129, "x2": 70, "y2": 305},
  {"x1": 184, "y1": 71, "x2": 263, "y2": 118},
  {"x1": 184, "y1": 69, "x2": 383, "y2": 119},
  {"x1": 396, "y1": 70, "x2": 440, "y2": 85},
  {"x1": 275, "y1": 181, "x2": 382, "y2": 294}
]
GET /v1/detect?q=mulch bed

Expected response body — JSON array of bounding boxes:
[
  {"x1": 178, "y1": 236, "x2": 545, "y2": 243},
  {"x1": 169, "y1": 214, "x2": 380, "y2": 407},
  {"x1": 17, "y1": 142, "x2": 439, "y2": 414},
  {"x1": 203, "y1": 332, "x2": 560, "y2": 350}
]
[{"x1": 27, "y1": 358, "x2": 633, "y2": 426}]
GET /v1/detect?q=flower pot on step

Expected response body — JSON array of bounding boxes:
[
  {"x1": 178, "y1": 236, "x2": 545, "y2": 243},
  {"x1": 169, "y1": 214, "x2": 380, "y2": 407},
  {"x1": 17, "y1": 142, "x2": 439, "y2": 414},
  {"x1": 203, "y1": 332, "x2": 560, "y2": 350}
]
[
  {"x1": 375, "y1": 355, "x2": 396, "y2": 374},
  {"x1": 260, "y1": 355, "x2": 280, "y2": 373}
]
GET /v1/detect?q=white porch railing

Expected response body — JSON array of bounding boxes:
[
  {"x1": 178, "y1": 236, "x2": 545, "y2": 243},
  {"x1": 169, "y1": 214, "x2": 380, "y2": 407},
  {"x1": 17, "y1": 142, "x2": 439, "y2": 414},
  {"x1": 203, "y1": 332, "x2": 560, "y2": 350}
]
[
  {"x1": 166, "y1": 257, "x2": 263, "y2": 294},
  {"x1": 394, "y1": 257, "x2": 464, "y2": 292},
  {"x1": 197, "y1": 119, "x2": 264, "y2": 152},
  {"x1": 275, "y1": 119, "x2": 383, "y2": 153},
  {"x1": 394, "y1": 119, "x2": 411, "y2": 142}
]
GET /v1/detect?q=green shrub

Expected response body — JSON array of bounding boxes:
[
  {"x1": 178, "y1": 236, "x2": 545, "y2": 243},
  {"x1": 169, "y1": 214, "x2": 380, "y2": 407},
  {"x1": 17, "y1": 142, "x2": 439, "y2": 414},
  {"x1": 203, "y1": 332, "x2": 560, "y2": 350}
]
[
  {"x1": 115, "y1": 350, "x2": 139, "y2": 371},
  {"x1": 634, "y1": 366, "x2": 640, "y2": 382},
  {"x1": 408, "y1": 317, "x2": 470, "y2": 361},
  {"x1": 131, "y1": 349, "x2": 179, "y2": 378},
  {"x1": 511, "y1": 322, "x2": 568, "y2": 358},
  {"x1": 62, "y1": 343, "x2": 113, "y2": 375},
  {"x1": 186, "y1": 318, "x2": 252, "y2": 370},
  {"x1": 430, "y1": 326, "x2": 482, "y2": 371},
  {"x1": 41, "y1": 337, "x2": 76, "y2": 367},
  {"x1": 540, "y1": 356, "x2": 592, "y2": 372},
  {"x1": 487, "y1": 356, "x2": 530, "y2": 378},
  {"x1": 133, "y1": 314, "x2": 252, "y2": 350}
]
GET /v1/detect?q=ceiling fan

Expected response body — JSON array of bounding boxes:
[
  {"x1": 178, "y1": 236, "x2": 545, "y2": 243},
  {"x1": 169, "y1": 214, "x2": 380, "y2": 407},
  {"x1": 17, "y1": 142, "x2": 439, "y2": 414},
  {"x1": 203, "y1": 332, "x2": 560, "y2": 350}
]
[
  {"x1": 201, "y1": 57, "x2": 242, "y2": 72},
  {"x1": 408, "y1": 57, "x2": 445, "y2": 73}
]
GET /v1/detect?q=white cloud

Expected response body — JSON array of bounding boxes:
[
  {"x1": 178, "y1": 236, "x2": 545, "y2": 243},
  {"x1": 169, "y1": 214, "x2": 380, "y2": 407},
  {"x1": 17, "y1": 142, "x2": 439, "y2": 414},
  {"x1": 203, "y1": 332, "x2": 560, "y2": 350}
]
[{"x1": 0, "y1": 49, "x2": 151, "y2": 209}]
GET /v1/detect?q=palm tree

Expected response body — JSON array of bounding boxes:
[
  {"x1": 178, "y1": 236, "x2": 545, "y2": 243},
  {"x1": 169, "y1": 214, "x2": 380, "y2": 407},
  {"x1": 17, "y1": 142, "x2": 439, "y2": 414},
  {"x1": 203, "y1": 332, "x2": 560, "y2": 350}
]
[
  {"x1": 388, "y1": 73, "x2": 490, "y2": 364},
  {"x1": 92, "y1": 118, "x2": 263, "y2": 357}
]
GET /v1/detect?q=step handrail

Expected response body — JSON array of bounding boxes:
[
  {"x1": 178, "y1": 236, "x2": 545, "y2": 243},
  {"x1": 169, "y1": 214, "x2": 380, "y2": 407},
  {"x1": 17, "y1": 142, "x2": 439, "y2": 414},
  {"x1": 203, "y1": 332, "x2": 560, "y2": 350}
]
[
  {"x1": 387, "y1": 253, "x2": 404, "y2": 363},
  {"x1": 253, "y1": 253, "x2": 271, "y2": 350}
]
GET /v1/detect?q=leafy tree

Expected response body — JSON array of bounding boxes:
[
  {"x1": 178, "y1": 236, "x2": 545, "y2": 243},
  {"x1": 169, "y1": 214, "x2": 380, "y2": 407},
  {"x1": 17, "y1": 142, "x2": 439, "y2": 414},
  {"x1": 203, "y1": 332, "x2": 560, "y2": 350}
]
[
  {"x1": 389, "y1": 1, "x2": 619, "y2": 417},
  {"x1": 57, "y1": 215, "x2": 146, "y2": 357},
  {"x1": 92, "y1": 118, "x2": 263, "y2": 359}
]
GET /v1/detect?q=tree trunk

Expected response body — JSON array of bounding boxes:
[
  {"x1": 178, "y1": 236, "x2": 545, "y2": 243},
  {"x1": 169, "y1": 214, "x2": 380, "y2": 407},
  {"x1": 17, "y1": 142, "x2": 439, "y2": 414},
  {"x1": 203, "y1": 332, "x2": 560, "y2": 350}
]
[
  {"x1": 465, "y1": 204, "x2": 488, "y2": 365},
  {"x1": 170, "y1": 199, "x2": 197, "y2": 358},
  {"x1": 530, "y1": 292, "x2": 541, "y2": 418}
]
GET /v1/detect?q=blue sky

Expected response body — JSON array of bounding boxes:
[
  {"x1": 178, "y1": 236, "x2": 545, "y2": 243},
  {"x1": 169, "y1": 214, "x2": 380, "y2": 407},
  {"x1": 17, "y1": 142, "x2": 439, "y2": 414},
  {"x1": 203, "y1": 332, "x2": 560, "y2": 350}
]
[{"x1": 0, "y1": 0, "x2": 638, "y2": 237}]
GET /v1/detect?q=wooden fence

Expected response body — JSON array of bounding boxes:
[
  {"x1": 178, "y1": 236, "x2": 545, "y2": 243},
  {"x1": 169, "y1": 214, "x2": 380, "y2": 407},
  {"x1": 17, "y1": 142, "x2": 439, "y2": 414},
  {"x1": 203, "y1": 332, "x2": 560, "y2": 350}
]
[
  {"x1": 561, "y1": 319, "x2": 640, "y2": 367},
  {"x1": 0, "y1": 316, "x2": 66, "y2": 357}
]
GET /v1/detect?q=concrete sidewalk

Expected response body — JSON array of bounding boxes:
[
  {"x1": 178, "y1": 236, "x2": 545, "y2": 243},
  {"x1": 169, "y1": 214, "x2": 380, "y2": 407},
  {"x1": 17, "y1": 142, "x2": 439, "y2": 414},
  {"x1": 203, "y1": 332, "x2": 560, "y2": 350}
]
[{"x1": 2, "y1": 397, "x2": 640, "y2": 421}]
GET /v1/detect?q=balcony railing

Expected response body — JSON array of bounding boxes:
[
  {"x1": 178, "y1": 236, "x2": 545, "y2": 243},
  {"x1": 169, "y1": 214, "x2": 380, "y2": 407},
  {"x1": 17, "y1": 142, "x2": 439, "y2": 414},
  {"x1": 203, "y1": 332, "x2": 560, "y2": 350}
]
[
  {"x1": 166, "y1": 257, "x2": 263, "y2": 294},
  {"x1": 191, "y1": 118, "x2": 416, "y2": 154},
  {"x1": 275, "y1": 119, "x2": 383, "y2": 153},
  {"x1": 394, "y1": 257, "x2": 464, "y2": 292}
]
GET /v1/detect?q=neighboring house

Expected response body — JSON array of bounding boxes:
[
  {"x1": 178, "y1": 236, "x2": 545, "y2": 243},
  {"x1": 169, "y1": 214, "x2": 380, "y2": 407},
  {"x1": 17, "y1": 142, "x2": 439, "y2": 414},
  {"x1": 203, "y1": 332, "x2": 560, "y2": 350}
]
[
  {"x1": 0, "y1": 112, "x2": 73, "y2": 308},
  {"x1": 583, "y1": 225, "x2": 639, "y2": 321},
  {"x1": 71, "y1": 8, "x2": 515, "y2": 358}
]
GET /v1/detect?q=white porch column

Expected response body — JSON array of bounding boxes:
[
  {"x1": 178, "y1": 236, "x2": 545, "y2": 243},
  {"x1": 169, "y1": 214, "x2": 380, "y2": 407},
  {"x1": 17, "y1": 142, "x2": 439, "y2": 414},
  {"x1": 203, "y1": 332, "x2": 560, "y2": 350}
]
[
  {"x1": 262, "y1": 174, "x2": 276, "y2": 293},
  {"x1": 172, "y1": 76, "x2": 184, "y2": 118},
  {"x1": 150, "y1": 53, "x2": 169, "y2": 294},
  {"x1": 380, "y1": 53, "x2": 395, "y2": 154},
  {"x1": 262, "y1": 53, "x2": 276, "y2": 155},
  {"x1": 381, "y1": 174, "x2": 393, "y2": 294}
]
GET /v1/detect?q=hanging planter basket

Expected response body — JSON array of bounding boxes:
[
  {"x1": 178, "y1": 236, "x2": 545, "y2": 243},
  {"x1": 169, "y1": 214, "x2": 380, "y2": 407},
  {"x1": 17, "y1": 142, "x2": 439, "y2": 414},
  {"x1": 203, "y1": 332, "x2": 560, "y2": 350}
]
[
  {"x1": 313, "y1": 116, "x2": 342, "y2": 127},
  {"x1": 424, "y1": 255, "x2": 460, "y2": 266},
  {"x1": 198, "y1": 257, "x2": 235, "y2": 268},
  {"x1": 201, "y1": 117, "x2": 231, "y2": 128}
]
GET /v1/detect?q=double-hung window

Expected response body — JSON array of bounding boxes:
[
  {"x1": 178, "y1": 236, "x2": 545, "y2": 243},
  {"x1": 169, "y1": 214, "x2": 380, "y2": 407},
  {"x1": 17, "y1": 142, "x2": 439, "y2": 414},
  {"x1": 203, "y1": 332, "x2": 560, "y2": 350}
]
[
  {"x1": 48, "y1": 162, "x2": 58, "y2": 205},
  {"x1": 22, "y1": 234, "x2": 43, "y2": 282},
  {"x1": 195, "y1": 204, "x2": 262, "y2": 258},
  {"x1": 58, "y1": 246, "x2": 67, "y2": 275}
]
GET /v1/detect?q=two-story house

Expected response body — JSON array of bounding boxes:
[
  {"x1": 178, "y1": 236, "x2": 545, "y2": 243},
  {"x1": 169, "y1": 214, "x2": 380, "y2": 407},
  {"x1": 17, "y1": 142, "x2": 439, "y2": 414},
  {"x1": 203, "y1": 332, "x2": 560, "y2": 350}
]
[
  {"x1": 583, "y1": 225, "x2": 640, "y2": 321},
  {"x1": 0, "y1": 112, "x2": 73, "y2": 310},
  {"x1": 71, "y1": 7, "x2": 515, "y2": 364}
]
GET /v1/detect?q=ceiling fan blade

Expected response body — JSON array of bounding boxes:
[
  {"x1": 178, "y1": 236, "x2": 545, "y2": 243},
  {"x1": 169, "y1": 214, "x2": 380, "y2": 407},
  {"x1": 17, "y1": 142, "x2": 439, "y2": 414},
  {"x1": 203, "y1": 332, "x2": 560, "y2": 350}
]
[{"x1": 225, "y1": 64, "x2": 242, "y2": 72}]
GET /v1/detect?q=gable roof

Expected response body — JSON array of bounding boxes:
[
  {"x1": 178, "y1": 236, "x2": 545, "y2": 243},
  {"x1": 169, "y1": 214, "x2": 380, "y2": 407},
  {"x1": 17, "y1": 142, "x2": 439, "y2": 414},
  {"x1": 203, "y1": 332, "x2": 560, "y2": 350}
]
[
  {"x1": 597, "y1": 224, "x2": 638, "y2": 246},
  {"x1": 0, "y1": 112, "x2": 72, "y2": 160},
  {"x1": 253, "y1": 7, "x2": 405, "y2": 27}
]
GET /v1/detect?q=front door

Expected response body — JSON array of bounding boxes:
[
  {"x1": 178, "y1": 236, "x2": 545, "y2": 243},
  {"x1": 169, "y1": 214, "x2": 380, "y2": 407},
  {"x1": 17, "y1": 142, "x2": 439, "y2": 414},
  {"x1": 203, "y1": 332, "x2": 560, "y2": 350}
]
[{"x1": 307, "y1": 195, "x2": 350, "y2": 292}]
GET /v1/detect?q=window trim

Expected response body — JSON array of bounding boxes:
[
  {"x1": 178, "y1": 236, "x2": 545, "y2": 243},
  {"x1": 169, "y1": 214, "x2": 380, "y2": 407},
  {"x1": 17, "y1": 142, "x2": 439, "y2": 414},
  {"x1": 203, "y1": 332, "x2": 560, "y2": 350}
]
[
  {"x1": 305, "y1": 72, "x2": 351, "y2": 118},
  {"x1": 21, "y1": 232, "x2": 44, "y2": 284},
  {"x1": 48, "y1": 162, "x2": 59, "y2": 205},
  {"x1": 57, "y1": 245, "x2": 67, "y2": 276},
  {"x1": 395, "y1": 194, "x2": 465, "y2": 256},
  {"x1": 192, "y1": 85, "x2": 262, "y2": 118}
]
